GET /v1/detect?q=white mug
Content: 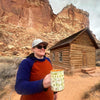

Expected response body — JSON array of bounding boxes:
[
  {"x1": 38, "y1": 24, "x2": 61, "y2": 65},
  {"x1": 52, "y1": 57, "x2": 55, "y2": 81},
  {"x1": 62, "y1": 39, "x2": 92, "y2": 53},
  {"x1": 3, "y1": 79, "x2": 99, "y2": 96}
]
[{"x1": 51, "y1": 69, "x2": 64, "y2": 92}]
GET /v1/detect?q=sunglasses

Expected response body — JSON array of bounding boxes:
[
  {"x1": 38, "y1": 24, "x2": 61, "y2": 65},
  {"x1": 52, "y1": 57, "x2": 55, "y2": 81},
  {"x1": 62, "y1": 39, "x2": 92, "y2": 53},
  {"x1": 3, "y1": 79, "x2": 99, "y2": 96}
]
[{"x1": 36, "y1": 45, "x2": 47, "y2": 49}]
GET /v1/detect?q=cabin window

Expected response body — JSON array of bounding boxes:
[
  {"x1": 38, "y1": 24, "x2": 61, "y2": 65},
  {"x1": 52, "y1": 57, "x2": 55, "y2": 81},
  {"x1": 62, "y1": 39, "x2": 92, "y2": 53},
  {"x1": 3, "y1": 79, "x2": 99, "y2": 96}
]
[
  {"x1": 52, "y1": 52, "x2": 55, "y2": 61},
  {"x1": 59, "y1": 52, "x2": 62, "y2": 62}
]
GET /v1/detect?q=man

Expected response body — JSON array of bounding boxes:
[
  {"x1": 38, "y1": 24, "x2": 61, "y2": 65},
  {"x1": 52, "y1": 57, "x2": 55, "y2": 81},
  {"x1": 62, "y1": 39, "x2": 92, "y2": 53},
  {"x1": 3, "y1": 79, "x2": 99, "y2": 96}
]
[{"x1": 15, "y1": 39, "x2": 57, "y2": 100}]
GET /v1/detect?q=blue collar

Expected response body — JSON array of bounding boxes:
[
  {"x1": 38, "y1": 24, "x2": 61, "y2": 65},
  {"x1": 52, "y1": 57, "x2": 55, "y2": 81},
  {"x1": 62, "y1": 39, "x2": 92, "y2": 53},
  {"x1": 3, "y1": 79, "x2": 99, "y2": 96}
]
[
  {"x1": 27, "y1": 53, "x2": 46, "y2": 62},
  {"x1": 33, "y1": 56, "x2": 46, "y2": 62}
]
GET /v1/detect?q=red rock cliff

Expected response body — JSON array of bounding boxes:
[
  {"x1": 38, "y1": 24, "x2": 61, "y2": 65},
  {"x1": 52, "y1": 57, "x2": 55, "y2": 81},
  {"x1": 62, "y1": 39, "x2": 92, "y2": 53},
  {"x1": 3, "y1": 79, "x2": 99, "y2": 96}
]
[
  {"x1": 0, "y1": 1, "x2": 89, "y2": 34},
  {"x1": 0, "y1": 0, "x2": 54, "y2": 32},
  {"x1": 0, "y1": 1, "x2": 91, "y2": 56},
  {"x1": 53, "y1": 4, "x2": 89, "y2": 36}
]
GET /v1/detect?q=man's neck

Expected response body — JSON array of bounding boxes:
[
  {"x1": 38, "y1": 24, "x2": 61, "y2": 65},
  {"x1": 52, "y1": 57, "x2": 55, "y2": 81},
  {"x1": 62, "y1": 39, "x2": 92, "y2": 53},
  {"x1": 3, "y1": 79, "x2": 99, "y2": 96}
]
[{"x1": 34, "y1": 54, "x2": 44, "y2": 59}]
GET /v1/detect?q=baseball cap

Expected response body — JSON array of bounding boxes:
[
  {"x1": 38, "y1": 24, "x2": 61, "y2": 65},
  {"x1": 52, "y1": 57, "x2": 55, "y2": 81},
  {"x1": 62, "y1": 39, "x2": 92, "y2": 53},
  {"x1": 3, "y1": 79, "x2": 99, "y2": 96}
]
[{"x1": 32, "y1": 39, "x2": 48, "y2": 48}]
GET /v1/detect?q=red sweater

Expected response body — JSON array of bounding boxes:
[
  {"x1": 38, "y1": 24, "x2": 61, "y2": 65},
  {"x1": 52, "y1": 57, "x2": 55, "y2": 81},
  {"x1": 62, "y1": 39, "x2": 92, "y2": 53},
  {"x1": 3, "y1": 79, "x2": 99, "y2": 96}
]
[{"x1": 18, "y1": 56, "x2": 54, "y2": 100}]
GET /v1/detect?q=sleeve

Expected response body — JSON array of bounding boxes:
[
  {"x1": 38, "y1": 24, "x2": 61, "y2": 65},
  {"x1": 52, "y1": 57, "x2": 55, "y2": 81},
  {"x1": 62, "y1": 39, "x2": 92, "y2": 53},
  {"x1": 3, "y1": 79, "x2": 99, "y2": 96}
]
[{"x1": 15, "y1": 59, "x2": 44, "y2": 95}]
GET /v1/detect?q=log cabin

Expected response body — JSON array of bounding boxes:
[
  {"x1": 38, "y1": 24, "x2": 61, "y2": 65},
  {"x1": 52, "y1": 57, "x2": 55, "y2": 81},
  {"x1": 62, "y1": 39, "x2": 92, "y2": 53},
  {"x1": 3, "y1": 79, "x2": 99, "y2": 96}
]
[{"x1": 49, "y1": 28, "x2": 99, "y2": 74}]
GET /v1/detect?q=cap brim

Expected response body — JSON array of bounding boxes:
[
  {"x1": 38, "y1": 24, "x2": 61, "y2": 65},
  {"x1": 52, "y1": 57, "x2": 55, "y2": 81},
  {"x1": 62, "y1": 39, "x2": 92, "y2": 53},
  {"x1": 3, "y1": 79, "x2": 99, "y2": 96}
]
[{"x1": 39, "y1": 42, "x2": 48, "y2": 46}]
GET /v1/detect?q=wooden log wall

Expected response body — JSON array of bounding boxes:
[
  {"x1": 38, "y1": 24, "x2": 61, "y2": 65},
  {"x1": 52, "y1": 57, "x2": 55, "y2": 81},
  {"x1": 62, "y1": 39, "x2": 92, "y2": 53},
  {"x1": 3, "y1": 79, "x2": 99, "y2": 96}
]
[
  {"x1": 50, "y1": 46, "x2": 70, "y2": 69},
  {"x1": 50, "y1": 31, "x2": 96, "y2": 72},
  {"x1": 70, "y1": 44, "x2": 96, "y2": 69},
  {"x1": 72, "y1": 31, "x2": 94, "y2": 47},
  {"x1": 70, "y1": 32, "x2": 96, "y2": 69}
]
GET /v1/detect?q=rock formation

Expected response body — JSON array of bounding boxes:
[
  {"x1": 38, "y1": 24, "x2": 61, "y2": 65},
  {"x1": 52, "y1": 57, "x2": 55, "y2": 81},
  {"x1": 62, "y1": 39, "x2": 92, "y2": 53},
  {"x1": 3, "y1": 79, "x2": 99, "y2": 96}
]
[
  {"x1": 0, "y1": 1, "x2": 89, "y2": 34},
  {"x1": 0, "y1": 0, "x2": 97, "y2": 57},
  {"x1": 53, "y1": 4, "x2": 89, "y2": 36},
  {"x1": 0, "y1": 0, "x2": 54, "y2": 32}
]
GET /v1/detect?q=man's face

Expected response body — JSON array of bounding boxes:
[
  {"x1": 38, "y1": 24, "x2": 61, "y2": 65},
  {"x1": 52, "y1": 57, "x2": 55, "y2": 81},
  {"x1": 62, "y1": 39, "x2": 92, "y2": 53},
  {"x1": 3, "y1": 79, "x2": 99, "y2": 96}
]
[{"x1": 32, "y1": 43, "x2": 47, "y2": 58}]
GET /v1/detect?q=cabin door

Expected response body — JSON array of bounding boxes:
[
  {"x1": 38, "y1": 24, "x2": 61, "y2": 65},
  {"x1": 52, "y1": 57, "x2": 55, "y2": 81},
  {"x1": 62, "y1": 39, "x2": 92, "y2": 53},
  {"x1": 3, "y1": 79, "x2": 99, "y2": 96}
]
[{"x1": 82, "y1": 52, "x2": 87, "y2": 68}]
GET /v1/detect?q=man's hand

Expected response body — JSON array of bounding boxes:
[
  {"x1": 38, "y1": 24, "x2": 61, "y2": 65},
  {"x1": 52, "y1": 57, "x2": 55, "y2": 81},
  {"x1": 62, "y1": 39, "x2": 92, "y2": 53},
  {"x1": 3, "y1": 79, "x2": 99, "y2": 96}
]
[{"x1": 43, "y1": 74, "x2": 51, "y2": 88}]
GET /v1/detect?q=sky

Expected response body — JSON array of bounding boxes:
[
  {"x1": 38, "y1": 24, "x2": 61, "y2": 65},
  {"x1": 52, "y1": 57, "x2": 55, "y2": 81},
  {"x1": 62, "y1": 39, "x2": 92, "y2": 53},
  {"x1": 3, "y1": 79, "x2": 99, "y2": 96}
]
[{"x1": 49, "y1": 0, "x2": 100, "y2": 40}]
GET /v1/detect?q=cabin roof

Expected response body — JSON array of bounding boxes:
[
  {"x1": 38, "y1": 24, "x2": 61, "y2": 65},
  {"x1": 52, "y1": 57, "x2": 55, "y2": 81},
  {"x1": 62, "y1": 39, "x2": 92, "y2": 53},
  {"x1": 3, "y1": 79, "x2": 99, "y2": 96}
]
[{"x1": 49, "y1": 28, "x2": 99, "y2": 50}]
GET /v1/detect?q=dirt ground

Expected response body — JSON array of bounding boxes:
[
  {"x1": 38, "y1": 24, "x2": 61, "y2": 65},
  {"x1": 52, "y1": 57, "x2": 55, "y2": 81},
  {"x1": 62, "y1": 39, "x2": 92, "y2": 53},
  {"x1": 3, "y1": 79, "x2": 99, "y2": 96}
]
[{"x1": 2, "y1": 67, "x2": 100, "y2": 100}]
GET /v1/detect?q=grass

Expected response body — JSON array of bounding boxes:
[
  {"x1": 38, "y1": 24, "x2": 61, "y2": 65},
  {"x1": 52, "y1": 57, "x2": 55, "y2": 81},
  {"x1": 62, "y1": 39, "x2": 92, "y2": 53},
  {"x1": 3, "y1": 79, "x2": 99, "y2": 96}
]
[
  {"x1": 82, "y1": 92, "x2": 90, "y2": 99},
  {"x1": 91, "y1": 83, "x2": 100, "y2": 92},
  {"x1": 96, "y1": 61, "x2": 100, "y2": 66},
  {"x1": 82, "y1": 82, "x2": 100, "y2": 100},
  {"x1": 0, "y1": 92, "x2": 7, "y2": 99},
  {"x1": 0, "y1": 56, "x2": 23, "y2": 99}
]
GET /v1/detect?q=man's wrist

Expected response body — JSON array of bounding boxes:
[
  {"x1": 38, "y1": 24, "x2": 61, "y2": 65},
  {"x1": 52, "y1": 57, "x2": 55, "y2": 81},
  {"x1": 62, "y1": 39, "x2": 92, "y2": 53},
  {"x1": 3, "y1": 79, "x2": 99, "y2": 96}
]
[{"x1": 42, "y1": 79, "x2": 48, "y2": 91}]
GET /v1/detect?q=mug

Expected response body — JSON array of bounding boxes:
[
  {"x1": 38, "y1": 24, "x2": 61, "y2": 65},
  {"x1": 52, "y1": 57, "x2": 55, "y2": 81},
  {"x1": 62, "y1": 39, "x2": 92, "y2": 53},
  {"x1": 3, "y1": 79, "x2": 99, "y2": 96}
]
[{"x1": 50, "y1": 69, "x2": 64, "y2": 92}]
